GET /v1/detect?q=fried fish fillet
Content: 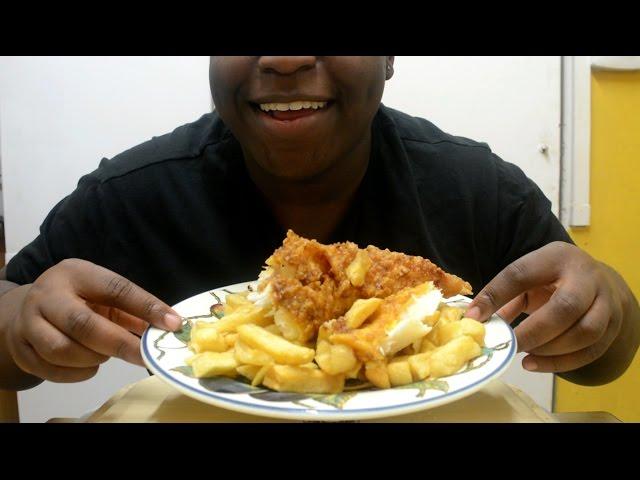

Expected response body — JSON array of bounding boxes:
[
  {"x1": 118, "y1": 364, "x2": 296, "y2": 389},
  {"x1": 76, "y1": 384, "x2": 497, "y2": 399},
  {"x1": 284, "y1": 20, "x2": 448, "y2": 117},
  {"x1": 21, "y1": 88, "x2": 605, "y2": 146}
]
[
  {"x1": 327, "y1": 281, "x2": 443, "y2": 362},
  {"x1": 248, "y1": 230, "x2": 472, "y2": 344}
]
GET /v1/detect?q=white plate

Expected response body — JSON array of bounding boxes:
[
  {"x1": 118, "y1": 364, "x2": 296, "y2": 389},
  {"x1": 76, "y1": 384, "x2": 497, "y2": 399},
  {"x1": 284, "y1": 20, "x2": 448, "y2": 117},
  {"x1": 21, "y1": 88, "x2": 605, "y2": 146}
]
[{"x1": 142, "y1": 281, "x2": 516, "y2": 421}]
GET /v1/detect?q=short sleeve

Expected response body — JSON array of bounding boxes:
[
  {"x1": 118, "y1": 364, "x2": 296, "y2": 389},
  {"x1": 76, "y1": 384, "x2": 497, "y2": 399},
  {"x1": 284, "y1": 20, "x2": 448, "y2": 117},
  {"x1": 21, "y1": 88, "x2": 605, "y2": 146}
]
[
  {"x1": 5, "y1": 173, "x2": 107, "y2": 285},
  {"x1": 493, "y1": 155, "x2": 573, "y2": 273}
]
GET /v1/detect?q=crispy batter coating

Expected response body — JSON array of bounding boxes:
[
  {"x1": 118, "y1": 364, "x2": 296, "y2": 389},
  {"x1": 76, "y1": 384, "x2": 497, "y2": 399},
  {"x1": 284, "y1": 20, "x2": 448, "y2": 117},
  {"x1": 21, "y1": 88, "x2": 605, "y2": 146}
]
[{"x1": 261, "y1": 230, "x2": 472, "y2": 342}]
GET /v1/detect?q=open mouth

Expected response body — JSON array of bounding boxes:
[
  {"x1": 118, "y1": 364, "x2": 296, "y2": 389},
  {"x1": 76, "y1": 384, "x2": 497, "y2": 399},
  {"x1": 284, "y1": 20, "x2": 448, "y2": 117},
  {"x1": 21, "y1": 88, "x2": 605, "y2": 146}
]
[{"x1": 252, "y1": 100, "x2": 332, "y2": 121}]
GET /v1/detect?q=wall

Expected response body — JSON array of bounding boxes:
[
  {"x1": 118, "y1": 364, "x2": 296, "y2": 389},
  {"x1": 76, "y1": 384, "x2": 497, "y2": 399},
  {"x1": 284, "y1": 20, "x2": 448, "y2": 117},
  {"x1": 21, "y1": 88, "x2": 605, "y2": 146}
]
[
  {"x1": 0, "y1": 56, "x2": 211, "y2": 422},
  {"x1": 0, "y1": 56, "x2": 211, "y2": 260},
  {"x1": 555, "y1": 70, "x2": 640, "y2": 421}
]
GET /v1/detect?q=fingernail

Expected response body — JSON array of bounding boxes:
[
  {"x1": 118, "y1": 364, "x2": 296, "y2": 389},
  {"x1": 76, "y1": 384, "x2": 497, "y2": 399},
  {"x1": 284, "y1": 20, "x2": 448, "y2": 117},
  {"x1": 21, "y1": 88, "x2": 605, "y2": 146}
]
[
  {"x1": 164, "y1": 313, "x2": 183, "y2": 331},
  {"x1": 465, "y1": 306, "x2": 481, "y2": 320},
  {"x1": 523, "y1": 358, "x2": 538, "y2": 371}
]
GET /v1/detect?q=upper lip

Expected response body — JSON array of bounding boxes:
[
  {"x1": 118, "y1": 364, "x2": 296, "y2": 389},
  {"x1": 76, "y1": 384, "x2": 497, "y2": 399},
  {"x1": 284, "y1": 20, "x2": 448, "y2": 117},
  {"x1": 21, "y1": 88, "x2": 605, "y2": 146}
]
[{"x1": 250, "y1": 95, "x2": 333, "y2": 105}]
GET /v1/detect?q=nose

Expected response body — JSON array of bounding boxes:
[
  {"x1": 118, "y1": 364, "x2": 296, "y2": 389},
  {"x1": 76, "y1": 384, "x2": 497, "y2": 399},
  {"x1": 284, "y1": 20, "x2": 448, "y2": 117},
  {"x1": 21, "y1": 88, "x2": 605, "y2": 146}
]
[{"x1": 258, "y1": 56, "x2": 317, "y2": 75}]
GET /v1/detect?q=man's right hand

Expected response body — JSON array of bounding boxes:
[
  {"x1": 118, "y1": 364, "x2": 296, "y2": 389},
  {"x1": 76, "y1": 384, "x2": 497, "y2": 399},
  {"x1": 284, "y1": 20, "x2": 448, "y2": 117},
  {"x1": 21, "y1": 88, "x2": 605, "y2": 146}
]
[{"x1": 2, "y1": 258, "x2": 182, "y2": 384}]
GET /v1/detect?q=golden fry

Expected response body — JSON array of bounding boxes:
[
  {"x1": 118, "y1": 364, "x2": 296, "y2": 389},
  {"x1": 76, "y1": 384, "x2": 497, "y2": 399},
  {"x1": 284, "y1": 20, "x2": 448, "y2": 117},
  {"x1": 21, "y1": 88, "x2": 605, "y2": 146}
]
[
  {"x1": 262, "y1": 365, "x2": 345, "y2": 394},
  {"x1": 315, "y1": 339, "x2": 358, "y2": 375},
  {"x1": 387, "y1": 359, "x2": 414, "y2": 386},
  {"x1": 224, "y1": 293, "x2": 252, "y2": 314},
  {"x1": 346, "y1": 250, "x2": 373, "y2": 287},
  {"x1": 439, "y1": 306, "x2": 464, "y2": 323},
  {"x1": 211, "y1": 304, "x2": 272, "y2": 333},
  {"x1": 263, "y1": 324, "x2": 282, "y2": 335},
  {"x1": 237, "y1": 324, "x2": 315, "y2": 365},
  {"x1": 408, "y1": 352, "x2": 432, "y2": 380},
  {"x1": 191, "y1": 351, "x2": 238, "y2": 378},
  {"x1": 419, "y1": 338, "x2": 438, "y2": 353},
  {"x1": 234, "y1": 339, "x2": 274, "y2": 366},
  {"x1": 252, "y1": 363, "x2": 272, "y2": 387},
  {"x1": 190, "y1": 325, "x2": 228, "y2": 353},
  {"x1": 437, "y1": 318, "x2": 486, "y2": 346},
  {"x1": 429, "y1": 335, "x2": 482, "y2": 378},
  {"x1": 365, "y1": 361, "x2": 391, "y2": 389},
  {"x1": 274, "y1": 307, "x2": 307, "y2": 342},
  {"x1": 344, "y1": 298, "x2": 383, "y2": 329},
  {"x1": 236, "y1": 364, "x2": 261, "y2": 382},
  {"x1": 224, "y1": 333, "x2": 239, "y2": 348}
]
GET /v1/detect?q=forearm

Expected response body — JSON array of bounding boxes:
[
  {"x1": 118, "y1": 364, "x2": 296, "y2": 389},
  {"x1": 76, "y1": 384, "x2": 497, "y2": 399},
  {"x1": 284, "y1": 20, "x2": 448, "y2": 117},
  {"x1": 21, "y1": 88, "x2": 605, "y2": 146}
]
[
  {"x1": 0, "y1": 281, "x2": 44, "y2": 390},
  {"x1": 559, "y1": 265, "x2": 640, "y2": 386}
]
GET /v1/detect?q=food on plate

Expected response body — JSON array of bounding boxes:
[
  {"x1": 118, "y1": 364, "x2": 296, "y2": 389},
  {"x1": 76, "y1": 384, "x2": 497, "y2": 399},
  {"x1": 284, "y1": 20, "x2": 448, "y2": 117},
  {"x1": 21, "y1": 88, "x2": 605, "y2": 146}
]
[
  {"x1": 184, "y1": 231, "x2": 485, "y2": 393},
  {"x1": 247, "y1": 230, "x2": 472, "y2": 343}
]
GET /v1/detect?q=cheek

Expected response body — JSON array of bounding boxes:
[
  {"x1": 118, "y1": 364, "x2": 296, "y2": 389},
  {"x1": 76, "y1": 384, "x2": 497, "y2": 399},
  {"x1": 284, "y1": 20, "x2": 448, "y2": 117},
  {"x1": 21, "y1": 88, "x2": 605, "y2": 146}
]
[
  {"x1": 331, "y1": 57, "x2": 386, "y2": 100},
  {"x1": 209, "y1": 56, "x2": 253, "y2": 111}
]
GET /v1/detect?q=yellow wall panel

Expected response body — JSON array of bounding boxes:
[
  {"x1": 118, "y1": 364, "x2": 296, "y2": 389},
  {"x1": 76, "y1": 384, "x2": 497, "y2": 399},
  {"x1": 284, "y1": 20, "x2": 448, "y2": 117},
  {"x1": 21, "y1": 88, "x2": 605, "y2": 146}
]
[{"x1": 555, "y1": 70, "x2": 640, "y2": 421}]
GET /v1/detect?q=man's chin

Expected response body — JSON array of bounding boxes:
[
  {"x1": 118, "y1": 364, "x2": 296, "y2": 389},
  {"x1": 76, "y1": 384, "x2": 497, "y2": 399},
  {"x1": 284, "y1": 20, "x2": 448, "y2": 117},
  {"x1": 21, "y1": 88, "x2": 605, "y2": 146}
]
[{"x1": 258, "y1": 153, "x2": 334, "y2": 184}]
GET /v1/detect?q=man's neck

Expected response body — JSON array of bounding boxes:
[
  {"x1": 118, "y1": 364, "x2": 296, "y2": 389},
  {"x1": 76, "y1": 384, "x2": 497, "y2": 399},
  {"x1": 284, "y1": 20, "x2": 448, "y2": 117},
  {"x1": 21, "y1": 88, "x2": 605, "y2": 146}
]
[{"x1": 243, "y1": 132, "x2": 371, "y2": 242}]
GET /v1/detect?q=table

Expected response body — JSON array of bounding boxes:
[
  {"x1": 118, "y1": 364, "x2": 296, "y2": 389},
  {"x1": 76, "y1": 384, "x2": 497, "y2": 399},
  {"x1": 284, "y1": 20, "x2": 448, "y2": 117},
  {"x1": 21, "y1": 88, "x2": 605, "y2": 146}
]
[{"x1": 45, "y1": 376, "x2": 621, "y2": 423}]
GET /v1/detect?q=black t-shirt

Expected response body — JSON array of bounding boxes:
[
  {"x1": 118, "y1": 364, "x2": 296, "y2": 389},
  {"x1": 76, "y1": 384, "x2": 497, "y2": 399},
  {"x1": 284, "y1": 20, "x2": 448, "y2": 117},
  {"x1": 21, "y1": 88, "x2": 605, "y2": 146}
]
[{"x1": 6, "y1": 105, "x2": 573, "y2": 306}]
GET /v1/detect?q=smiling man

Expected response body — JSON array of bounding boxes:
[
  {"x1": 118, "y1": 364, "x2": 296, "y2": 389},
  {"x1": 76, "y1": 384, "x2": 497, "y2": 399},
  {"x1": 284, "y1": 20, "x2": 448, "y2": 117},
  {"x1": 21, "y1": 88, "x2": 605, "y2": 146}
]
[{"x1": 0, "y1": 56, "x2": 638, "y2": 391}]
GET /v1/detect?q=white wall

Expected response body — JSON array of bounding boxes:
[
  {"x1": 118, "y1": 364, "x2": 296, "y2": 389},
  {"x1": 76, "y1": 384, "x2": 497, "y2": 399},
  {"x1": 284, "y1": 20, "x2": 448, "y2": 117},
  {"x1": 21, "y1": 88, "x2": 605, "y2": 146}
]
[
  {"x1": 0, "y1": 56, "x2": 212, "y2": 422},
  {"x1": 0, "y1": 56, "x2": 211, "y2": 260},
  {"x1": 1, "y1": 56, "x2": 561, "y2": 421}
]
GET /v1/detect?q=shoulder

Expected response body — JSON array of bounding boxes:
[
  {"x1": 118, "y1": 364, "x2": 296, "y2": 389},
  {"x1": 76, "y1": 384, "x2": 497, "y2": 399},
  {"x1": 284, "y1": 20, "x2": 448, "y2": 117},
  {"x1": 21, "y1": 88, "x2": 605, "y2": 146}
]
[
  {"x1": 88, "y1": 111, "x2": 232, "y2": 184},
  {"x1": 378, "y1": 105, "x2": 491, "y2": 153},
  {"x1": 377, "y1": 105, "x2": 531, "y2": 191}
]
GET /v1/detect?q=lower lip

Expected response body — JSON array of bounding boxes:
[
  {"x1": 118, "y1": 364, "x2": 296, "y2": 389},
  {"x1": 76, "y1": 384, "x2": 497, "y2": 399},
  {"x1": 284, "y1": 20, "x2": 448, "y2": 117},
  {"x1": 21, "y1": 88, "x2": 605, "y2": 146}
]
[{"x1": 253, "y1": 104, "x2": 332, "y2": 137}]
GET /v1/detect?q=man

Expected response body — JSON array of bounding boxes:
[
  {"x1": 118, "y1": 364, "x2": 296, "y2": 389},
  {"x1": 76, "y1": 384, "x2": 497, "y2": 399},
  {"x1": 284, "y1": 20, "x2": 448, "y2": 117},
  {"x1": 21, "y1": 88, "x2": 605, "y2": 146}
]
[{"x1": 0, "y1": 56, "x2": 638, "y2": 391}]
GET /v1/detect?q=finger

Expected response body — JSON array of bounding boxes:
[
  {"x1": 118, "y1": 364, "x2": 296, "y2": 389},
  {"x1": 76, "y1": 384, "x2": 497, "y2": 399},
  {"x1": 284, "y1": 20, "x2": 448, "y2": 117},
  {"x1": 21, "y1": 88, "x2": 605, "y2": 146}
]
[
  {"x1": 24, "y1": 315, "x2": 110, "y2": 368},
  {"x1": 88, "y1": 304, "x2": 148, "y2": 336},
  {"x1": 109, "y1": 309, "x2": 148, "y2": 337},
  {"x1": 522, "y1": 316, "x2": 619, "y2": 373},
  {"x1": 466, "y1": 244, "x2": 564, "y2": 322},
  {"x1": 529, "y1": 296, "x2": 610, "y2": 356},
  {"x1": 40, "y1": 298, "x2": 145, "y2": 367},
  {"x1": 60, "y1": 259, "x2": 181, "y2": 330},
  {"x1": 495, "y1": 294, "x2": 527, "y2": 324},
  {"x1": 514, "y1": 284, "x2": 596, "y2": 352},
  {"x1": 8, "y1": 333, "x2": 100, "y2": 383}
]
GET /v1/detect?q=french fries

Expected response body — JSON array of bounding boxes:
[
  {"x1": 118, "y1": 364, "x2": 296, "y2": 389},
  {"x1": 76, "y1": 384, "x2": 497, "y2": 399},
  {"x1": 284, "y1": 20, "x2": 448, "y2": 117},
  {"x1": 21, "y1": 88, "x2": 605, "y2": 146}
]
[
  {"x1": 234, "y1": 339, "x2": 274, "y2": 366},
  {"x1": 428, "y1": 335, "x2": 481, "y2": 378},
  {"x1": 183, "y1": 288, "x2": 486, "y2": 394},
  {"x1": 263, "y1": 365, "x2": 345, "y2": 394},
  {"x1": 189, "y1": 323, "x2": 228, "y2": 353},
  {"x1": 315, "y1": 339, "x2": 358, "y2": 375},
  {"x1": 408, "y1": 352, "x2": 432, "y2": 380},
  {"x1": 387, "y1": 358, "x2": 414, "y2": 386},
  {"x1": 236, "y1": 364, "x2": 261, "y2": 382},
  {"x1": 190, "y1": 351, "x2": 238, "y2": 378},
  {"x1": 437, "y1": 318, "x2": 486, "y2": 346},
  {"x1": 237, "y1": 324, "x2": 315, "y2": 365},
  {"x1": 224, "y1": 292, "x2": 252, "y2": 314},
  {"x1": 365, "y1": 361, "x2": 391, "y2": 389},
  {"x1": 346, "y1": 250, "x2": 372, "y2": 287},
  {"x1": 274, "y1": 307, "x2": 305, "y2": 342},
  {"x1": 211, "y1": 304, "x2": 272, "y2": 333},
  {"x1": 344, "y1": 298, "x2": 383, "y2": 329}
]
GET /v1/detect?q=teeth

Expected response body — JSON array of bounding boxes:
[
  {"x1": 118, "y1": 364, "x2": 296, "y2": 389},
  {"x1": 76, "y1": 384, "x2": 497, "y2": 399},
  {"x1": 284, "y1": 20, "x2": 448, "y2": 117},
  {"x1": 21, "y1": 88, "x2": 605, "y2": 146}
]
[{"x1": 259, "y1": 101, "x2": 327, "y2": 112}]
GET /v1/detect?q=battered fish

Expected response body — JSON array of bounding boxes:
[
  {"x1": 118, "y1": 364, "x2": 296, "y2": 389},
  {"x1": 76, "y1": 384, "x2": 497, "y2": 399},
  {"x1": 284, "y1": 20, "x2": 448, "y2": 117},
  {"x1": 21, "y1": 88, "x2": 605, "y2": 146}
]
[{"x1": 248, "y1": 230, "x2": 472, "y2": 344}]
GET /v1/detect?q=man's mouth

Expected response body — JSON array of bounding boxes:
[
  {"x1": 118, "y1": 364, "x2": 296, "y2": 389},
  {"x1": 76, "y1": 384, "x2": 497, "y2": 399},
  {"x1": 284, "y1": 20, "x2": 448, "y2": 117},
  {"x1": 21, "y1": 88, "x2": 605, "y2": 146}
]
[{"x1": 254, "y1": 100, "x2": 330, "y2": 121}]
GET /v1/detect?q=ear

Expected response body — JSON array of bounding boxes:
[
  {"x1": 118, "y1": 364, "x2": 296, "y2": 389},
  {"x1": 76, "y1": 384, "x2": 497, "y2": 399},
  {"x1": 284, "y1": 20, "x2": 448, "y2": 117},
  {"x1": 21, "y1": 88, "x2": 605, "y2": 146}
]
[{"x1": 385, "y1": 56, "x2": 395, "y2": 80}]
